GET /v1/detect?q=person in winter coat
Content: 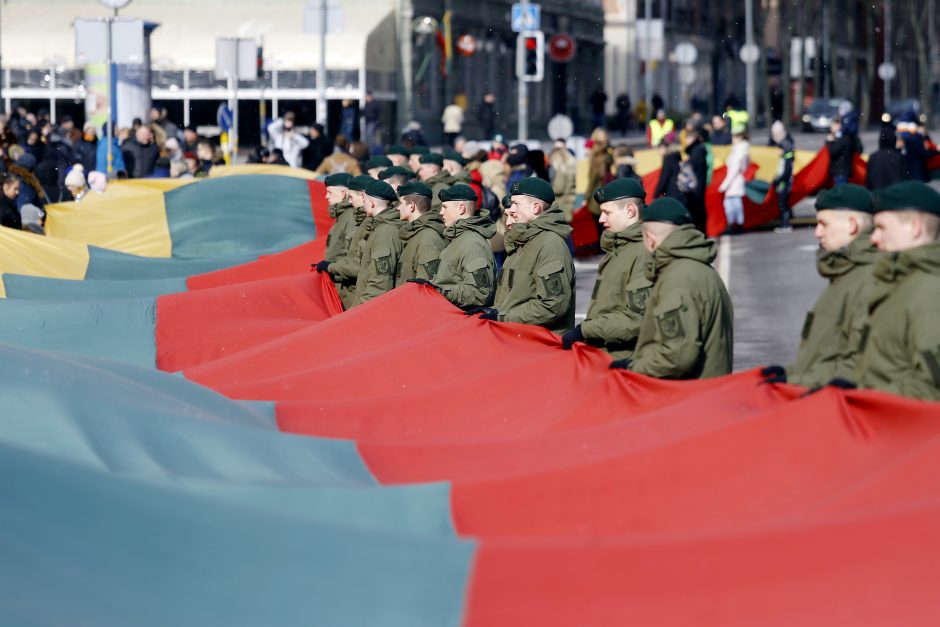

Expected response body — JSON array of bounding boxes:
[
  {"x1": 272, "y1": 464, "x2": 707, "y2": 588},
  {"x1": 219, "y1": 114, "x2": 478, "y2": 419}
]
[
  {"x1": 585, "y1": 128, "x2": 614, "y2": 216},
  {"x1": 467, "y1": 177, "x2": 575, "y2": 333},
  {"x1": 653, "y1": 139, "x2": 684, "y2": 202},
  {"x1": 682, "y1": 128, "x2": 709, "y2": 232},
  {"x1": 561, "y1": 178, "x2": 650, "y2": 358},
  {"x1": 395, "y1": 181, "x2": 446, "y2": 283},
  {"x1": 121, "y1": 125, "x2": 159, "y2": 178},
  {"x1": 75, "y1": 122, "x2": 98, "y2": 173},
  {"x1": 302, "y1": 123, "x2": 330, "y2": 171},
  {"x1": 267, "y1": 112, "x2": 310, "y2": 168},
  {"x1": 897, "y1": 122, "x2": 937, "y2": 183},
  {"x1": 477, "y1": 92, "x2": 497, "y2": 140},
  {"x1": 0, "y1": 173, "x2": 23, "y2": 229},
  {"x1": 854, "y1": 181, "x2": 940, "y2": 401},
  {"x1": 770, "y1": 120, "x2": 796, "y2": 232},
  {"x1": 719, "y1": 131, "x2": 750, "y2": 232},
  {"x1": 865, "y1": 124, "x2": 906, "y2": 191},
  {"x1": 549, "y1": 140, "x2": 577, "y2": 222},
  {"x1": 441, "y1": 101, "x2": 464, "y2": 147},
  {"x1": 420, "y1": 183, "x2": 497, "y2": 308},
  {"x1": 314, "y1": 135, "x2": 362, "y2": 176},
  {"x1": 779, "y1": 185, "x2": 878, "y2": 387},
  {"x1": 610, "y1": 197, "x2": 733, "y2": 379},
  {"x1": 352, "y1": 179, "x2": 404, "y2": 305},
  {"x1": 315, "y1": 174, "x2": 374, "y2": 309},
  {"x1": 826, "y1": 118, "x2": 858, "y2": 186}
]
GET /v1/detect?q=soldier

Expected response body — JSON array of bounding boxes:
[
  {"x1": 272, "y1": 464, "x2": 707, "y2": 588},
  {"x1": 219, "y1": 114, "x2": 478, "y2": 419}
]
[
  {"x1": 852, "y1": 181, "x2": 940, "y2": 400},
  {"x1": 411, "y1": 183, "x2": 497, "y2": 309},
  {"x1": 363, "y1": 155, "x2": 393, "y2": 179},
  {"x1": 378, "y1": 165, "x2": 415, "y2": 191},
  {"x1": 468, "y1": 178, "x2": 575, "y2": 333},
  {"x1": 561, "y1": 178, "x2": 650, "y2": 358},
  {"x1": 763, "y1": 185, "x2": 878, "y2": 387},
  {"x1": 408, "y1": 146, "x2": 430, "y2": 172},
  {"x1": 386, "y1": 144, "x2": 409, "y2": 167},
  {"x1": 417, "y1": 153, "x2": 456, "y2": 214},
  {"x1": 611, "y1": 197, "x2": 733, "y2": 378},
  {"x1": 395, "y1": 181, "x2": 446, "y2": 283},
  {"x1": 443, "y1": 150, "x2": 472, "y2": 184},
  {"x1": 314, "y1": 174, "x2": 374, "y2": 309},
  {"x1": 352, "y1": 179, "x2": 404, "y2": 305}
]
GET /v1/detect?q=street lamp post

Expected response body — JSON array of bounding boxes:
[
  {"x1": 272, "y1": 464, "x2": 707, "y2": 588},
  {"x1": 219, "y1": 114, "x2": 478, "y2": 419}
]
[{"x1": 98, "y1": 0, "x2": 133, "y2": 179}]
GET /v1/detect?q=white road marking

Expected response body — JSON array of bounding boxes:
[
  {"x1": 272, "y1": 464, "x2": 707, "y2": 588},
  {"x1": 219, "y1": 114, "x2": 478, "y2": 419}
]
[
  {"x1": 717, "y1": 234, "x2": 731, "y2": 292},
  {"x1": 796, "y1": 244, "x2": 817, "y2": 252}
]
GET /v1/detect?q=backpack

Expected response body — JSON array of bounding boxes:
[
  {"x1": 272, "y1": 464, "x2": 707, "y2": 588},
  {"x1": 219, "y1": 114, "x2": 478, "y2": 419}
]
[{"x1": 677, "y1": 160, "x2": 699, "y2": 194}]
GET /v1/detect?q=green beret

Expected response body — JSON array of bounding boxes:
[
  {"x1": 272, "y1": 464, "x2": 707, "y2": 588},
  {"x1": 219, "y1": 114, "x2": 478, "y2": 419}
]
[
  {"x1": 873, "y1": 181, "x2": 940, "y2": 216},
  {"x1": 443, "y1": 150, "x2": 467, "y2": 166},
  {"x1": 408, "y1": 145, "x2": 430, "y2": 156},
  {"x1": 378, "y1": 165, "x2": 414, "y2": 181},
  {"x1": 364, "y1": 156, "x2": 393, "y2": 170},
  {"x1": 593, "y1": 178, "x2": 646, "y2": 204},
  {"x1": 364, "y1": 179, "x2": 398, "y2": 202},
  {"x1": 419, "y1": 153, "x2": 444, "y2": 166},
  {"x1": 509, "y1": 177, "x2": 555, "y2": 205},
  {"x1": 347, "y1": 175, "x2": 375, "y2": 192},
  {"x1": 439, "y1": 183, "x2": 478, "y2": 202},
  {"x1": 815, "y1": 183, "x2": 874, "y2": 213},
  {"x1": 387, "y1": 144, "x2": 409, "y2": 157},
  {"x1": 324, "y1": 172, "x2": 352, "y2": 188},
  {"x1": 641, "y1": 197, "x2": 693, "y2": 225},
  {"x1": 397, "y1": 181, "x2": 433, "y2": 198},
  {"x1": 501, "y1": 195, "x2": 512, "y2": 209}
]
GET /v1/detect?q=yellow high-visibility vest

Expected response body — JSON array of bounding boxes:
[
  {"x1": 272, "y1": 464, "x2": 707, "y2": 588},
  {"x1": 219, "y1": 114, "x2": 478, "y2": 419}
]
[{"x1": 649, "y1": 118, "x2": 675, "y2": 146}]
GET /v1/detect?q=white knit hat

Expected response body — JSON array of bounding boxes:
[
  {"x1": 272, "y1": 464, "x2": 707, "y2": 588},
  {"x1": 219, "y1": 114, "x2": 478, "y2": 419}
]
[{"x1": 64, "y1": 167, "x2": 86, "y2": 189}]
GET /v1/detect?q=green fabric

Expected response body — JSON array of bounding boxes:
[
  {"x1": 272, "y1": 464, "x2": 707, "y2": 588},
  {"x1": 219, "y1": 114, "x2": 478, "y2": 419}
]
[
  {"x1": 0, "y1": 297, "x2": 157, "y2": 366},
  {"x1": 436, "y1": 212, "x2": 497, "y2": 308},
  {"x1": 581, "y1": 223, "x2": 651, "y2": 359},
  {"x1": 495, "y1": 205, "x2": 575, "y2": 333},
  {"x1": 354, "y1": 207, "x2": 404, "y2": 305},
  {"x1": 325, "y1": 200, "x2": 356, "y2": 263},
  {"x1": 787, "y1": 232, "x2": 879, "y2": 387},
  {"x1": 630, "y1": 225, "x2": 733, "y2": 379},
  {"x1": 425, "y1": 170, "x2": 456, "y2": 214},
  {"x1": 86, "y1": 246, "x2": 256, "y2": 279},
  {"x1": 164, "y1": 174, "x2": 315, "y2": 258},
  {"x1": 856, "y1": 240, "x2": 940, "y2": 400},
  {"x1": 397, "y1": 212, "x2": 446, "y2": 283},
  {"x1": 328, "y1": 209, "x2": 369, "y2": 310},
  {"x1": 2, "y1": 274, "x2": 187, "y2": 300}
]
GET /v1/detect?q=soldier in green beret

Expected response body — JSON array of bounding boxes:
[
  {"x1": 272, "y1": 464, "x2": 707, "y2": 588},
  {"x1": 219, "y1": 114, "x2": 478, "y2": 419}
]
[
  {"x1": 417, "y1": 153, "x2": 456, "y2": 214},
  {"x1": 408, "y1": 145, "x2": 430, "y2": 172},
  {"x1": 468, "y1": 177, "x2": 575, "y2": 332},
  {"x1": 561, "y1": 178, "x2": 650, "y2": 358},
  {"x1": 378, "y1": 165, "x2": 415, "y2": 191},
  {"x1": 412, "y1": 184, "x2": 497, "y2": 308},
  {"x1": 852, "y1": 181, "x2": 940, "y2": 400},
  {"x1": 762, "y1": 184, "x2": 879, "y2": 387},
  {"x1": 386, "y1": 144, "x2": 409, "y2": 167},
  {"x1": 364, "y1": 155, "x2": 393, "y2": 178},
  {"x1": 443, "y1": 151, "x2": 472, "y2": 185},
  {"x1": 352, "y1": 179, "x2": 405, "y2": 305},
  {"x1": 395, "y1": 181, "x2": 446, "y2": 283},
  {"x1": 314, "y1": 174, "x2": 374, "y2": 309},
  {"x1": 611, "y1": 197, "x2": 733, "y2": 378}
]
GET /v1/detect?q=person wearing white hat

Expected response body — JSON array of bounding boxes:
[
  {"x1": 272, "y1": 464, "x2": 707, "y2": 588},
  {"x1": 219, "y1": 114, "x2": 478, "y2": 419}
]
[{"x1": 64, "y1": 166, "x2": 88, "y2": 201}]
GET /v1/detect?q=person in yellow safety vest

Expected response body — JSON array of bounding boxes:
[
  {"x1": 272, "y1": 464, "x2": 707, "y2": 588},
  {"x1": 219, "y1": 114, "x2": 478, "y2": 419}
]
[
  {"x1": 725, "y1": 107, "x2": 750, "y2": 135},
  {"x1": 648, "y1": 109, "x2": 675, "y2": 147}
]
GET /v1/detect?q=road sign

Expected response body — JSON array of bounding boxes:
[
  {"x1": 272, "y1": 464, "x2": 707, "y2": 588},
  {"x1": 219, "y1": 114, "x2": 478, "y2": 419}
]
[
  {"x1": 511, "y1": 3, "x2": 541, "y2": 33},
  {"x1": 739, "y1": 43, "x2": 760, "y2": 64},
  {"x1": 678, "y1": 65, "x2": 696, "y2": 85},
  {"x1": 547, "y1": 114, "x2": 573, "y2": 140},
  {"x1": 877, "y1": 62, "x2": 897, "y2": 81},
  {"x1": 303, "y1": 0, "x2": 344, "y2": 34},
  {"x1": 215, "y1": 38, "x2": 258, "y2": 81},
  {"x1": 547, "y1": 33, "x2": 576, "y2": 63},
  {"x1": 456, "y1": 34, "x2": 477, "y2": 57},
  {"x1": 674, "y1": 42, "x2": 697, "y2": 66}
]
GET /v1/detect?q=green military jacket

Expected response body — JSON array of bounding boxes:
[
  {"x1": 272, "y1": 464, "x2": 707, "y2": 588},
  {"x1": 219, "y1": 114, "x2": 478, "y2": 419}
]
[
  {"x1": 581, "y1": 223, "x2": 651, "y2": 359},
  {"x1": 787, "y1": 231, "x2": 878, "y2": 387},
  {"x1": 397, "y1": 212, "x2": 446, "y2": 283},
  {"x1": 353, "y1": 206, "x2": 404, "y2": 306},
  {"x1": 425, "y1": 170, "x2": 456, "y2": 214},
  {"x1": 327, "y1": 207, "x2": 368, "y2": 310},
  {"x1": 855, "y1": 240, "x2": 940, "y2": 401},
  {"x1": 435, "y1": 211, "x2": 497, "y2": 308},
  {"x1": 494, "y1": 204, "x2": 575, "y2": 333},
  {"x1": 324, "y1": 199, "x2": 356, "y2": 262},
  {"x1": 630, "y1": 225, "x2": 733, "y2": 379}
]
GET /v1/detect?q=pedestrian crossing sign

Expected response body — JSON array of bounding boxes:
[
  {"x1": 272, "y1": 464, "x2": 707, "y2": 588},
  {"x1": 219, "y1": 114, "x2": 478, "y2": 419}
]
[{"x1": 511, "y1": 4, "x2": 541, "y2": 32}]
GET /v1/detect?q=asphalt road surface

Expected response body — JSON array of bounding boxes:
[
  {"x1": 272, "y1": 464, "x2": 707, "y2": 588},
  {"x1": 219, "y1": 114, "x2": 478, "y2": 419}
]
[{"x1": 574, "y1": 225, "x2": 825, "y2": 372}]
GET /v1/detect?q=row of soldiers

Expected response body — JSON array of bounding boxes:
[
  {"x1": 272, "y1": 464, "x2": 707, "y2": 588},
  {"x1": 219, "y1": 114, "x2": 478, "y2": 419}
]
[{"x1": 314, "y1": 156, "x2": 938, "y2": 401}]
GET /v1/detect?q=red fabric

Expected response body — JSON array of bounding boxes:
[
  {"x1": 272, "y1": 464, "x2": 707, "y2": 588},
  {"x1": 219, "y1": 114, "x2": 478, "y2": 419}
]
[
  {"x1": 156, "y1": 273, "x2": 342, "y2": 372},
  {"x1": 165, "y1": 284, "x2": 940, "y2": 625},
  {"x1": 569, "y1": 205, "x2": 598, "y2": 250},
  {"x1": 186, "y1": 179, "x2": 331, "y2": 290}
]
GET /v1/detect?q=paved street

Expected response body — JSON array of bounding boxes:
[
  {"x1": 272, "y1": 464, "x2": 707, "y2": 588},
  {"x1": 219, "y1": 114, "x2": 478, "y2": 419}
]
[{"x1": 574, "y1": 225, "x2": 825, "y2": 372}]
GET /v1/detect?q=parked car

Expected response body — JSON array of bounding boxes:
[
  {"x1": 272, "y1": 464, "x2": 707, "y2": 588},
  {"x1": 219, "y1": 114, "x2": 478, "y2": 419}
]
[
  {"x1": 884, "y1": 99, "x2": 923, "y2": 126},
  {"x1": 801, "y1": 98, "x2": 850, "y2": 132}
]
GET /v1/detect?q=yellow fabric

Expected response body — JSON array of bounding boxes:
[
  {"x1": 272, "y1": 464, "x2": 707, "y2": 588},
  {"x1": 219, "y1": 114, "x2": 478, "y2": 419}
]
[
  {"x1": 648, "y1": 119, "x2": 675, "y2": 147},
  {"x1": 629, "y1": 146, "x2": 818, "y2": 182},
  {"x1": 575, "y1": 158, "x2": 590, "y2": 194},
  {"x1": 209, "y1": 164, "x2": 319, "y2": 180},
  {"x1": 118, "y1": 178, "x2": 193, "y2": 192},
  {"x1": 44, "y1": 184, "x2": 173, "y2": 258},
  {"x1": 0, "y1": 227, "x2": 89, "y2": 297}
]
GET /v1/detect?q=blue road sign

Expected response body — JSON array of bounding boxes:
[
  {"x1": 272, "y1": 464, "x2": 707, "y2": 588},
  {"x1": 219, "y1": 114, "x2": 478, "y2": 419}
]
[{"x1": 511, "y1": 3, "x2": 541, "y2": 32}]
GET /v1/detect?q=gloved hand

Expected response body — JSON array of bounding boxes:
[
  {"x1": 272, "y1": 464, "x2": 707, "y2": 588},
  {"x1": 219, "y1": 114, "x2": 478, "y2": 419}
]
[
  {"x1": 609, "y1": 358, "x2": 633, "y2": 370},
  {"x1": 464, "y1": 306, "x2": 499, "y2": 320},
  {"x1": 759, "y1": 364, "x2": 787, "y2": 385},
  {"x1": 407, "y1": 278, "x2": 439, "y2": 290},
  {"x1": 803, "y1": 377, "x2": 858, "y2": 396},
  {"x1": 313, "y1": 260, "x2": 331, "y2": 274},
  {"x1": 561, "y1": 325, "x2": 584, "y2": 350}
]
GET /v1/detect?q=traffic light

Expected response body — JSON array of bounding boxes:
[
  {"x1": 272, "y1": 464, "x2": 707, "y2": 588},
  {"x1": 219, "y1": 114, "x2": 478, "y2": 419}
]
[
  {"x1": 516, "y1": 31, "x2": 544, "y2": 82},
  {"x1": 256, "y1": 46, "x2": 264, "y2": 80}
]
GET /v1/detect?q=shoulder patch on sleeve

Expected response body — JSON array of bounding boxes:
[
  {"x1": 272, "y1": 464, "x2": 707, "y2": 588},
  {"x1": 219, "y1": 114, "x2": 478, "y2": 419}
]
[{"x1": 653, "y1": 294, "x2": 685, "y2": 339}]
